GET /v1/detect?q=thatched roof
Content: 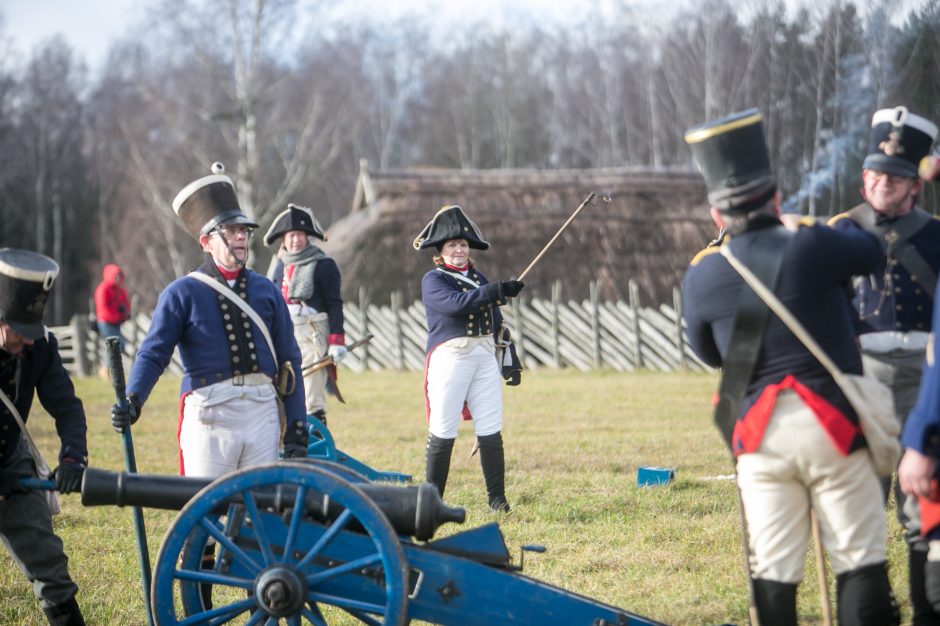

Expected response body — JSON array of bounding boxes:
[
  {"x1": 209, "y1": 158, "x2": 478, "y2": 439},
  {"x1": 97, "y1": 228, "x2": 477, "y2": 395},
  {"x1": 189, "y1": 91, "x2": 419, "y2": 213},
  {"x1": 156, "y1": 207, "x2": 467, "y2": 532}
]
[{"x1": 322, "y1": 162, "x2": 714, "y2": 305}]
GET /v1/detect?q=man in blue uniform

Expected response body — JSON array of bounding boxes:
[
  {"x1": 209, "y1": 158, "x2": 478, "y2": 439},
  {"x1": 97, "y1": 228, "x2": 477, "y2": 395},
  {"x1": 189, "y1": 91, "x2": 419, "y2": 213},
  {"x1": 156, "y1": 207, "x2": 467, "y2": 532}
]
[
  {"x1": 264, "y1": 204, "x2": 347, "y2": 426},
  {"x1": 111, "y1": 163, "x2": 307, "y2": 477},
  {"x1": 0, "y1": 249, "x2": 87, "y2": 625},
  {"x1": 682, "y1": 110, "x2": 897, "y2": 625},
  {"x1": 895, "y1": 154, "x2": 940, "y2": 614},
  {"x1": 829, "y1": 106, "x2": 940, "y2": 625}
]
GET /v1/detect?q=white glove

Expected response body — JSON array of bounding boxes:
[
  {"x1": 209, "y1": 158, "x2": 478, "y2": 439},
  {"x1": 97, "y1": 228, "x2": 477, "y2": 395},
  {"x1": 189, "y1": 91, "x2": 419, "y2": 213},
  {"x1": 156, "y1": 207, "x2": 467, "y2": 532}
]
[{"x1": 328, "y1": 344, "x2": 348, "y2": 363}]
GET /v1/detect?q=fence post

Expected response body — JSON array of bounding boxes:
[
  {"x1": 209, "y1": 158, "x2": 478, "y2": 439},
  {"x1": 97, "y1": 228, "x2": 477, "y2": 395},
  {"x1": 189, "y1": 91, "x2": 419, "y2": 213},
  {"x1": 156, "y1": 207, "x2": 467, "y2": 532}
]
[
  {"x1": 551, "y1": 280, "x2": 561, "y2": 368},
  {"x1": 629, "y1": 279, "x2": 644, "y2": 369},
  {"x1": 590, "y1": 281, "x2": 601, "y2": 368},
  {"x1": 359, "y1": 286, "x2": 371, "y2": 369},
  {"x1": 673, "y1": 286, "x2": 686, "y2": 370},
  {"x1": 71, "y1": 314, "x2": 91, "y2": 378},
  {"x1": 391, "y1": 290, "x2": 404, "y2": 371}
]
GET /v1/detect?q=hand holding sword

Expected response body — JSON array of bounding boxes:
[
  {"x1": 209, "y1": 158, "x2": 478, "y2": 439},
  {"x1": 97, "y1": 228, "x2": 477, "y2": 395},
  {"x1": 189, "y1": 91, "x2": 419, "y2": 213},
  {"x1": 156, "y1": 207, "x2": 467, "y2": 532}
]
[
  {"x1": 302, "y1": 334, "x2": 374, "y2": 377},
  {"x1": 468, "y1": 192, "x2": 608, "y2": 458}
]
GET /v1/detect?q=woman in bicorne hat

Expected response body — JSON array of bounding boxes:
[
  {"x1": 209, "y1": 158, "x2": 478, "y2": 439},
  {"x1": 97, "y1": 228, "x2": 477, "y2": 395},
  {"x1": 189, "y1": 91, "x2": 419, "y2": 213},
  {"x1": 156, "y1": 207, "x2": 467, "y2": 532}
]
[{"x1": 414, "y1": 205, "x2": 523, "y2": 512}]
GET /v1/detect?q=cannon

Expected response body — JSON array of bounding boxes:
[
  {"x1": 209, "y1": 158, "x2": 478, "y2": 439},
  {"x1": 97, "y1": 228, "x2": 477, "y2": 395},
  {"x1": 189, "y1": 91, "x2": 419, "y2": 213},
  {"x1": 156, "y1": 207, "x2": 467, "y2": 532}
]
[
  {"x1": 67, "y1": 460, "x2": 670, "y2": 625},
  {"x1": 306, "y1": 416, "x2": 412, "y2": 483}
]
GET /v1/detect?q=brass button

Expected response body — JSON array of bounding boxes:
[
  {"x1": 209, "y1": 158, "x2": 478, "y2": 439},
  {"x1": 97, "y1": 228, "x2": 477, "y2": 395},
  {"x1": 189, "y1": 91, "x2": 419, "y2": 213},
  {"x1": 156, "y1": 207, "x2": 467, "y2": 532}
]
[
  {"x1": 216, "y1": 373, "x2": 224, "y2": 381},
  {"x1": 231, "y1": 345, "x2": 238, "y2": 352},
  {"x1": 467, "y1": 330, "x2": 472, "y2": 335},
  {"x1": 199, "y1": 378, "x2": 207, "y2": 385},
  {"x1": 233, "y1": 356, "x2": 240, "y2": 363},
  {"x1": 469, "y1": 314, "x2": 474, "y2": 320},
  {"x1": 252, "y1": 364, "x2": 259, "y2": 372}
]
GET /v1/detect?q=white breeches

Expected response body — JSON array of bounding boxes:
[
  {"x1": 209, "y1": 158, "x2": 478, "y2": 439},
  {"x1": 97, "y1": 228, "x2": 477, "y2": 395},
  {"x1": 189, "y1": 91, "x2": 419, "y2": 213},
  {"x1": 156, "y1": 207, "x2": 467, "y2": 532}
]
[
  {"x1": 180, "y1": 380, "x2": 280, "y2": 479},
  {"x1": 736, "y1": 390, "x2": 887, "y2": 583},
  {"x1": 292, "y1": 311, "x2": 330, "y2": 415},
  {"x1": 427, "y1": 337, "x2": 503, "y2": 439}
]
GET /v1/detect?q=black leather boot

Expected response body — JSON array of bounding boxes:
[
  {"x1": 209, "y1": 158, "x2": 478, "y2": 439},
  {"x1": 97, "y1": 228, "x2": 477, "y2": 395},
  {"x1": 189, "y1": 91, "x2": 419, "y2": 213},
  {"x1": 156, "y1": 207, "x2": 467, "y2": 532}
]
[
  {"x1": 477, "y1": 432, "x2": 510, "y2": 512},
  {"x1": 43, "y1": 596, "x2": 85, "y2": 626},
  {"x1": 922, "y1": 551, "x2": 940, "y2": 619},
  {"x1": 200, "y1": 542, "x2": 215, "y2": 610},
  {"x1": 836, "y1": 561, "x2": 900, "y2": 626},
  {"x1": 752, "y1": 578, "x2": 797, "y2": 626},
  {"x1": 910, "y1": 547, "x2": 940, "y2": 624},
  {"x1": 425, "y1": 435, "x2": 454, "y2": 497},
  {"x1": 311, "y1": 409, "x2": 327, "y2": 428}
]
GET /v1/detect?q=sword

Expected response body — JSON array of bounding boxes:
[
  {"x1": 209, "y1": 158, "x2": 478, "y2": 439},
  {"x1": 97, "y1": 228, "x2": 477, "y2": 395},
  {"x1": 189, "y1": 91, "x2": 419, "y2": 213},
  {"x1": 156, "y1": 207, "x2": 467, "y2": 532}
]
[{"x1": 301, "y1": 334, "x2": 374, "y2": 377}]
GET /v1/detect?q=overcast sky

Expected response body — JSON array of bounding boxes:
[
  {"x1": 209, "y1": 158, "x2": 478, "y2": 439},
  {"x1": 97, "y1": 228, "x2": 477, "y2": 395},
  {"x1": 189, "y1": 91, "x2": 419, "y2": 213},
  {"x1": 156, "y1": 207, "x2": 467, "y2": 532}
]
[{"x1": 3, "y1": 0, "x2": 932, "y2": 74}]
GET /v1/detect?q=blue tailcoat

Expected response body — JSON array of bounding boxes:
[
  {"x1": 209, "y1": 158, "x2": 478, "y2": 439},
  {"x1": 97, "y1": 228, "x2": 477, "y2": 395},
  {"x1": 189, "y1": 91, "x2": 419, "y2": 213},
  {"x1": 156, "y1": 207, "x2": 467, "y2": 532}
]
[{"x1": 127, "y1": 262, "x2": 305, "y2": 423}]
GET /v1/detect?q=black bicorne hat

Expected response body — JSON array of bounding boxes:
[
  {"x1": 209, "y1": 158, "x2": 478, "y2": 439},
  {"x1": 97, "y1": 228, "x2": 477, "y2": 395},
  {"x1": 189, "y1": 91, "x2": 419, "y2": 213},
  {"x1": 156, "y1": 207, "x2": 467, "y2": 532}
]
[
  {"x1": 263, "y1": 203, "x2": 327, "y2": 247},
  {"x1": 172, "y1": 162, "x2": 258, "y2": 239},
  {"x1": 412, "y1": 205, "x2": 489, "y2": 251},
  {"x1": 0, "y1": 249, "x2": 59, "y2": 340},
  {"x1": 684, "y1": 108, "x2": 776, "y2": 214},
  {"x1": 864, "y1": 107, "x2": 938, "y2": 178}
]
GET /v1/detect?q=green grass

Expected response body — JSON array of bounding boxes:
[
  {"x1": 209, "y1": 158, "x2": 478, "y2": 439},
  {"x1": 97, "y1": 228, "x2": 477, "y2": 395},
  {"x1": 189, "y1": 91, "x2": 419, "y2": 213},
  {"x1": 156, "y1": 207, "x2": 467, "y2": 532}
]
[{"x1": 0, "y1": 370, "x2": 913, "y2": 625}]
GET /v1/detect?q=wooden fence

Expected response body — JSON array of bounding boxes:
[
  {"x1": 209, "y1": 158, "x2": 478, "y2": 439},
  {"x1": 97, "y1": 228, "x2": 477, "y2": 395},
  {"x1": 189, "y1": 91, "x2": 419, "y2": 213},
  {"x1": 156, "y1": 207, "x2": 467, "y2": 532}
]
[{"x1": 51, "y1": 280, "x2": 711, "y2": 378}]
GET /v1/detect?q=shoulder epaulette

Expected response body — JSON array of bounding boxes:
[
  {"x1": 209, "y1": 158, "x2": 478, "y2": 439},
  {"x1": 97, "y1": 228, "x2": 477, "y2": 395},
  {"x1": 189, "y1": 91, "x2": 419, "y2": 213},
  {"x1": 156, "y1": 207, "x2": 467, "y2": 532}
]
[
  {"x1": 689, "y1": 246, "x2": 721, "y2": 267},
  {"x1": 827, "y1": 212, "x2": 852, "y2": 226}
]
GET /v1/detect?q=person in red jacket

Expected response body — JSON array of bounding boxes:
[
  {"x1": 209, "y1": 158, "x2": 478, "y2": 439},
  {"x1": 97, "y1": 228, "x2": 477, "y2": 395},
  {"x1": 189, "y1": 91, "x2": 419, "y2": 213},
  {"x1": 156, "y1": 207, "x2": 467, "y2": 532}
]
[{"x1": 94, "y1": 264, "x2": 130, "y2": 350}]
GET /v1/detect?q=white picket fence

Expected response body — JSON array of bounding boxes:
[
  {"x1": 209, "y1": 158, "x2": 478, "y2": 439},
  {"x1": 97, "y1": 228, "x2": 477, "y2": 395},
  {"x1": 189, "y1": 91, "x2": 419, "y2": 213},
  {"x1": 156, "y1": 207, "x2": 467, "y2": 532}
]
[{"x1": 51, "y1": 280, "x2": 711, "y2": 377}]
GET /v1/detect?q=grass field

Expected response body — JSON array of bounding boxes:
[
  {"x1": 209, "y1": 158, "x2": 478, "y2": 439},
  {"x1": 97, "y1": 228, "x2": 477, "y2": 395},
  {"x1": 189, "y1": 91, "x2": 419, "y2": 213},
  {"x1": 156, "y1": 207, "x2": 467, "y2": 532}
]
[{"x1": 0, "y1": 369, "x2": 913, "y2": 625}]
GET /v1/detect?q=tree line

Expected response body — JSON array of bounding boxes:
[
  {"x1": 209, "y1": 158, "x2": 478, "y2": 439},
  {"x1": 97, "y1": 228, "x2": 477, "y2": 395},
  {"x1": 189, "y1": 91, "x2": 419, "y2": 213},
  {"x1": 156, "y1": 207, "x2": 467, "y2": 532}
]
[{"x1": 0, "y1": 0, "x2": 937, "y2": 323}]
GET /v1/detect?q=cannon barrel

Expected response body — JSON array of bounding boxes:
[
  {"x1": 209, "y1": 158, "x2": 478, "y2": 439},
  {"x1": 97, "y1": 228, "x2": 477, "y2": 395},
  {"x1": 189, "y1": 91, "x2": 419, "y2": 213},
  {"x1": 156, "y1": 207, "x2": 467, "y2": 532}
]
[{"x1": 81, "y1": 467, "x2": 464, "y2": 541}]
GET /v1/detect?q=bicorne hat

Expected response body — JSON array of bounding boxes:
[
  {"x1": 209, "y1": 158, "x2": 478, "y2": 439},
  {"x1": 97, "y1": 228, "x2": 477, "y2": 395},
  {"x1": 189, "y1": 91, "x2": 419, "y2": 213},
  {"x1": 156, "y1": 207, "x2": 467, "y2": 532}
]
[
  {"x1": 864, "y1": 107, "x2": 938, "y2": 178},
  {"x1": 172, "y1": 162, "x2": 258, "y2": 239},
  {"x1": 263, "y1": 203, "x2": 327, "y2": 247},
  {"x1": 684, "y1": 108, "x2": 776, "y2": 214},
  {"x1": 412, "y1": 205, "x2": 489, "y2": 251},
  {"x1": 0, "y1": 248, "x2": 59, "y2": 340}
]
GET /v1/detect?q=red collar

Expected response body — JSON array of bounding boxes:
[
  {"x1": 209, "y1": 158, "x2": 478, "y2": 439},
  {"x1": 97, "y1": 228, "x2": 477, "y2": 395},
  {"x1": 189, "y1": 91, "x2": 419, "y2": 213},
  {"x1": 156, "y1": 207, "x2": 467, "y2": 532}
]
[
  {"x1": 442, "y1": 262, "x2": 469, "y2": 272},
  {"x1": 216, "y1": 264, "x2": 241, "y2": 280}
]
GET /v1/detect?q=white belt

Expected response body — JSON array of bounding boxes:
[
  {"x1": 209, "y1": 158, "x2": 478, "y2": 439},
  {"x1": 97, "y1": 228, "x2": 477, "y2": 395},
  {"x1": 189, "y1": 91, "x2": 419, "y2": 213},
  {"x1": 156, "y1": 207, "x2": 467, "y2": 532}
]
[
  {"x1": 230, "y1": 373, "x2": 273, "y2": 386},
  {"x1": 859, "y1": 331, "x2": 930, "y2": 354},
  {"x1": 287, "y1": 302, "x2": 318, "y2": 316}
]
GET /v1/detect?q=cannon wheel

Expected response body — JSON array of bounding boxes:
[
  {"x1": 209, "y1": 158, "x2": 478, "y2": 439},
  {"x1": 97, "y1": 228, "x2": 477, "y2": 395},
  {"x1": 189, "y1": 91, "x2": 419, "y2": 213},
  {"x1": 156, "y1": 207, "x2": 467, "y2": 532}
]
[
  {"x1": 152, "y1": 462, "x2": 409, "y2": 626},
  {"x1": 306, "y1": 418, "x2": 337, "y2": 461}
]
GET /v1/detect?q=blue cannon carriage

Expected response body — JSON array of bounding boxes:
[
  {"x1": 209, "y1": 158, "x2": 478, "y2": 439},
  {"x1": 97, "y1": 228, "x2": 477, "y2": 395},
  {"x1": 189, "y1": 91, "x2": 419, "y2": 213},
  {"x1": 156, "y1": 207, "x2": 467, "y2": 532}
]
[{"x1": 76, "y1": 460, "x2": 669, "y2": 625}]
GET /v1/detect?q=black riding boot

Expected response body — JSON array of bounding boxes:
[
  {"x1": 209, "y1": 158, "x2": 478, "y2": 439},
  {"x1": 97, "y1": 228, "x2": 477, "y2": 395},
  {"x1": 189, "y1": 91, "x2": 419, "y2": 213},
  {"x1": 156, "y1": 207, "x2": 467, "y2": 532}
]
[
  {"x1": 922, "y1": 550, "x2": 940, "y2": 619},
  {"x1": 910, "y1": 547, "x2": 940, "y2": 624},
  {"x1": 200, "y1": 542, "x2": 215, "y2": 610},
  {"x1": 43, "y1": 596, "x2": 85, "y2": 626},
  {"x1": 477, "y1": 431, "x2": 510, "y2": 512},
  {"x1": 311, "y1": 409, "x2": 327, "y2": 428},
  {"x1": 425, "y1": 435, "x2": 454, "y2": 497},
  {"x1": 836, "y1": 561, "x2": 900, "y2": 626},
  {"x1": 752, "y1": 578, "x2": 797, "y2": 626}
]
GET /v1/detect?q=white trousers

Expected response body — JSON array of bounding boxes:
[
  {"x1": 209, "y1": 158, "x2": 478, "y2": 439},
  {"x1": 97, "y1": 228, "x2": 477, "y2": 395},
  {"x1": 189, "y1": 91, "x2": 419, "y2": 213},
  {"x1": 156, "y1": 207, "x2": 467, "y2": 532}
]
[
  {"x1": 292, "y1": 311, "x2": 329, "y2": 415},
  {"x1": 736, "y1": 390, "x2": 887, "y2": 582},
  {"x1": 427, "y1": 338, "x2": 502, "y2": 439},
  {"x1": 179, "y1": 380, "x2": 280, "y2": 479}
]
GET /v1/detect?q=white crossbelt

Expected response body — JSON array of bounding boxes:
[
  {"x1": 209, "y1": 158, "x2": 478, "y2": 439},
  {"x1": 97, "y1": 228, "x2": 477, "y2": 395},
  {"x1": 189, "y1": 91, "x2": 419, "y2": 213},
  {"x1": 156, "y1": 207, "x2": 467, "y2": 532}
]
[{"x1": 859, "y1": 331, "x2": 930, "y2": 354}]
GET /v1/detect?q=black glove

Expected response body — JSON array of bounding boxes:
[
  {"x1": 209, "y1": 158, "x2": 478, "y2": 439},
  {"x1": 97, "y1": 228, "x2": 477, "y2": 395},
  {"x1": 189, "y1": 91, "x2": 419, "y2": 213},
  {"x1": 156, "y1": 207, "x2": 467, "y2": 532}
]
[
  {"x1": 283, "y1": 444, "x2": 307, "y2": 459},
  {"x1": 503, "y1": 368, "x2": 522, "y2": 386},
  {"x1": 282, "y1": 418, "x2": 309, "y2": 459},
  {"x1": 50, "y1": 458, "x2": 85, "y2": 494},
  {"x1": 501, "y1": 280, "x2": 524, "y2": 298},
  {"x1": 111, "y1": 393, "x2": 142, "y2": 433},
  {"x1": 0, "y1": 469, "x2": 29, "y2": 499}
]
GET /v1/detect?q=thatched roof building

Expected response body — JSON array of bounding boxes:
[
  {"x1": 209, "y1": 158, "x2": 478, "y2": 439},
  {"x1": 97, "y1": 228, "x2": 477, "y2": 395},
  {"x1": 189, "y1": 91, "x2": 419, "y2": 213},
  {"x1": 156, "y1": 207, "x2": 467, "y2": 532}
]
[{"x1": 322, "y1": 161, "x2": 714, "y2": 305}]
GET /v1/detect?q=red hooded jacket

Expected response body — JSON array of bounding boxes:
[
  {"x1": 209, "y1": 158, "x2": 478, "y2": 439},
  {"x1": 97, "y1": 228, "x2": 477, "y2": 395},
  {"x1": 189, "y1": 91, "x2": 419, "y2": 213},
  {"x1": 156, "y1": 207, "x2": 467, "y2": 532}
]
[{"x1": 94, "y1": 264, "x2": 130, "y2": 324}]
